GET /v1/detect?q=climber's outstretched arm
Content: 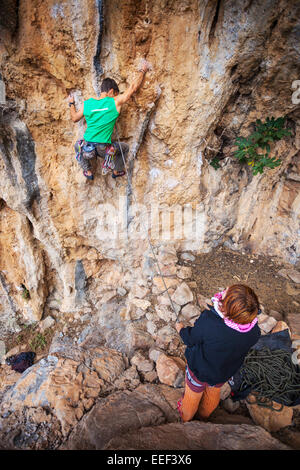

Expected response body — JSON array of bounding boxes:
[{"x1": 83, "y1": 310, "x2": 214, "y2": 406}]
[
  {"x1": 68, "y1": 95, "x2": 84, "y2": 122},
  {"x1": 114, "y1": 62, "x2": 150, "y2": 112}
]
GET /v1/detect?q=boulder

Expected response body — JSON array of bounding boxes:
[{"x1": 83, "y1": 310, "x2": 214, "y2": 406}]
[
  {"x1": 148, "y1": 347, "x2": 164, "y2": 363},
  {"x1": 287, "y1": 313, "x2": 300, "y2": 336},
  {"x1": 171, "y1": 282, "x2": 193, "y2": 306},
  {"x1": 155, "y1": 304, "x2": 177, "y2": 322},
  {"x1": 222, "y1": 397, "x2": 240, "y2": 413},
  {"x1": 156, "y1": 291, "x2": 181, "y2": 314},
  {"x1": 39, "y1": 315, "x2": 55, "y2": 332},
  {"x1": 152, "y1": 276, "x2": 180, "y2": 294},
  {"x1": 131, "y1": 351, "x2": 154, "y2": 373},
  {"x1": 104, "y1": 421, "x2": 290, "y2": 450},
  {"x1": 142, "y1": 370, "x2": 158, "y2": 383},
  {"x1": 286, "y1": 283, "x2": 300, "y2": 296},
  {"x1": 285, "y1": 269, "x2": 300, "y2": 284},
  {"x1": 181, "y1": 253, "x2": 195, "y2": 262},
  {"x1": 117, "y1": 287, "x2": 127, "y2": 296},
  {"x1": 181, "y1": 303, "x2": 201, "y2": 321},
  {"x1": 246, "y1": 395, "x2": 293, "y2": 432},
  {"x1": 61, "y1": 384, "x2": 179, "y2": 450},
  {"x1": 91, "y1": 347, "x2": 126, "y2": 382},
  {"x1": 157, "y1": 252, "x2": 178, "y2": 266},
  {"x1": 146, "y1": 320, "x2": 157, "y2": 336},
  {"x1": 155, "y1": 325, "x2": 178, "y2": 350},
  {"x1": 126, "y1": 324, "x2": 154, "y2": 353},
  {"x1": 0, "y1": 341, "x2": 5, "y2": 364},
  {"x1": 176, "y1": 266, "x2": 192, "y2": 280},
  {"x1": 258, "y1": 315, "x2": 278, "y2": 334},
  {"x1": 156, "y1": 353, "x2": 185, "y2": 388},
  {"x1": 129, "y1": 298, "x2": 151, "y2": 311},
  {"x1": 128, "y1": 285, "x2": 149, "y2": 299},
  {"x1": 157, "y1": 264, "x2": 178, "y2": 276},
  {"x1": 113, "y1": 365, "x2": 140, "y2": 391}
]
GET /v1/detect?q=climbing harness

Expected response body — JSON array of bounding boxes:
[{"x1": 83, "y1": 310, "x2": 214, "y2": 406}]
[
  {"x1": 116, "y1": 128, "x2": 180, "y2": 321},
  {"x1": 75, "y1": 139, "x2": 116, "y2": 175},
  {"x1": 237, "y1": 346, "x2": 300, "y2": 409}
]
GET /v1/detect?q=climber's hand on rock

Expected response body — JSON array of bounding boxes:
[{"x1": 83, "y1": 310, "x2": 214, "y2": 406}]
[
  {"x1": 175, "y1": 322, "x2": 184, "y2": 333},
  {"x1": 139, "y1": 59, "x2": 151, "y2": 74},
  {"x1": 141, "y1": 63, "x2": 149, "y2": 73},
  {"x1": 68, "y1": 94, "x2": 74, "y2": 103}
]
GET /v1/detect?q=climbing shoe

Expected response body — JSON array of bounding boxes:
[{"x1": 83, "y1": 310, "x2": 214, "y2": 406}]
[
  {"x1": 112, "y1": 171, "x2": 125, "y2": 179},
  {"x1": 83, "y1": 171, "x2": 94, "y2": 181}
]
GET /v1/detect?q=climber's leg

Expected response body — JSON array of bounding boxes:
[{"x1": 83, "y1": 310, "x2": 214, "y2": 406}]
[
  {"x1": 112, "y1": 141, "x2": 129, "y2": 176},
  {"x1": 74, "y1": 139, "x2": 91, "y2": 172},
  {"x1": 74, "y1": 139, "x2": 94, "y2": 176}
]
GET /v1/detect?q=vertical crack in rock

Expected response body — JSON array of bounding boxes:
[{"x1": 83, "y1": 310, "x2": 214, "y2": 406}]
[
  {"x1": 0, "y1": 0, "x2": 18, "y2": 35},
  {"x1": 0, "y1": 110, "x2": 40, "y2": 210},
  {"x1": 0, "y1": 127, "x2": 17, "y2": 186},
  {"x1": 93, "y1": 0, "x2": 104, "y2": 94},
  {"x1": 14, "y1": 122, "x2": 41, "y2": 209},
  {"x1": 75, "y1": 260, "x2": 87, "y2": 304},
  {"x1": 208, "y1": 0, "x2": 222, "y2": 44},
  {"x1": 0, "y1": 272, "x2": 17, "y2": 315}
]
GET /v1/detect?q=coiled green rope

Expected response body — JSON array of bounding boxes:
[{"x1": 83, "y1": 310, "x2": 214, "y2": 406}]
[{"x1": 239, "y1": 347, "x2": 300, "y2": 408}]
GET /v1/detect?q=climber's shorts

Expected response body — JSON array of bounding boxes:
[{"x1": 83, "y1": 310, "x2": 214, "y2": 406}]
[{"x1": 185, "y1": 365, "x2": 225, "y2": 393}]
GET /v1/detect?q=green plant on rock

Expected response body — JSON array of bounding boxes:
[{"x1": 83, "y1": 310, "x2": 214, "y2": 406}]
[
  {"x1": 210, "y1": 156, "x2": 221, "y2": 170},
  {"x1": 29, "y1": 333, "x2": 47, "y2": 352},
  {"x1": 21, "y1": 285, "x2": 30, "y2": 300},
  {"x1": 234, "y1": 116, "x2": 292, "y2": 175}
]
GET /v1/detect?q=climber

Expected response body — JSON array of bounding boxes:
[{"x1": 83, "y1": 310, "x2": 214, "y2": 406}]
[
  {"x1": 175, "y1": 284, "x2": 261, "y2": 422},
  {"x1": 68, "y1": 61, "x2": 150, "y2": 180}
]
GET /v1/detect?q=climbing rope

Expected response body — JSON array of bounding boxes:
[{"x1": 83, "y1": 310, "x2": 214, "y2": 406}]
[
  {"x1": 116, "y1": 129, "x2": 180, "y2": 321},
  {"x1": 239, "y1": 347, "x2": 300, "y2": 409}
]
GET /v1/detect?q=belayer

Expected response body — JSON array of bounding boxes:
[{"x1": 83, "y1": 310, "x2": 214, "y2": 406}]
[
  {"x1": 68, "y1": 61, "x2": 150, "y2": 181},
  {"x1": 175, "y1": 284, "x2": 261, "y2": 422}
]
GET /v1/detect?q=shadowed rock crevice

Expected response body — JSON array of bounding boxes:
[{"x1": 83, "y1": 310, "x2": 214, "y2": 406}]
[
  {"x1": 0, "y1": 0, "x2": 18, "y2": 35},
  {"x1": 93, "y1": 0, "x2": 105, "y2": 93},
  {"x1": 0, "y1": 109, "x2": 40, "y2": 210},
  {"x1": 14, "y1": 124, "x2": 40, "y2": 209}
]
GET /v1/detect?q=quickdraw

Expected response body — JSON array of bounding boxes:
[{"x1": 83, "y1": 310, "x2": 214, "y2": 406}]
[{"x1": 102, "y1": 144, "x2": 116, "y2": 175}]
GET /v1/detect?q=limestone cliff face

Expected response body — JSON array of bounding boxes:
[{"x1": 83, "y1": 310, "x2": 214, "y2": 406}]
[{"x1": 0, "y1": 0, "x2": 299, "y2": 329}]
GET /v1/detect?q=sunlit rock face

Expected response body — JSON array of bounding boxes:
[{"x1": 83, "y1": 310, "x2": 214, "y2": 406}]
[{"x1": 0, "y1": 0, "x2": 299, "y2": 327}]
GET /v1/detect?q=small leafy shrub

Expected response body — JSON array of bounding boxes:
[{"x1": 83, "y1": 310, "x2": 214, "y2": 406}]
[
  {"x1": 210, "y1": 156, "x2": 221, "y2": 170},
  {"x1": 20, "y1": 284, "x2": 30, "y2": 300},
  {"x1": 22, "y1": 289, "x2": 30, "y2": 300},
  {"x1": 234, "y1": 116, "x2": 292, "y2": 175},
  {"x1": 29, "y1": 333, "x2": 47, "y2": 352}
]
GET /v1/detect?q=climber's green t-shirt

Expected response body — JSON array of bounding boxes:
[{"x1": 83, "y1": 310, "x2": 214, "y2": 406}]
[{"x1": 83, "y1": 97, "x2": 119, "y2": 143}]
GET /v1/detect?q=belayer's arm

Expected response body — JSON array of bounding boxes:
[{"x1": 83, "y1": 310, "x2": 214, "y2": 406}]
[{"x1": 177, "y1": 316, "x2": 204, "y2": 347}]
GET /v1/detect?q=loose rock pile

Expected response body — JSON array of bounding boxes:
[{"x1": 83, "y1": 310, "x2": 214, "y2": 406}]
[{"x1": 0, "y1": 248, "x2": 299, "y2": 449}]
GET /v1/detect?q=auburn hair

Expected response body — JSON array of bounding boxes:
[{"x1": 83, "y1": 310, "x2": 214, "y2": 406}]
[{"x1": 219, "y1": 284, "x2": 259, "y2": 325}]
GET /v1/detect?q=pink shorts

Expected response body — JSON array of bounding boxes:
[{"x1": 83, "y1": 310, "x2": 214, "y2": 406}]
[{"x1": 185, "y1": 365, "x2": 224, "y2": 393}]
